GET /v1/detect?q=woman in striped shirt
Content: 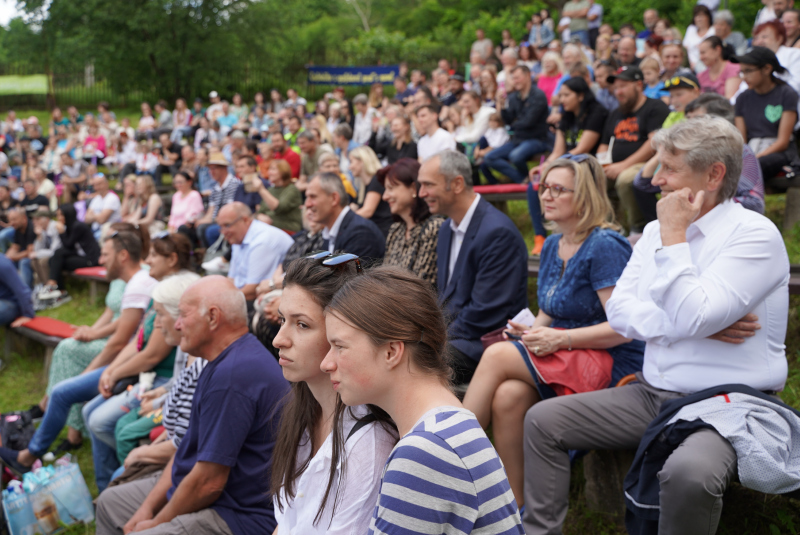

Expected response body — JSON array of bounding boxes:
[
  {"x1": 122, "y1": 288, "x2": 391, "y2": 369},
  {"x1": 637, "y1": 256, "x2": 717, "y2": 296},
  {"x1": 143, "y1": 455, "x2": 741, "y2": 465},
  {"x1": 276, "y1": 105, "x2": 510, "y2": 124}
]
[
  {"x1": 322, "y1": 266, "x2": 524, "y2": 535},
  {"x1": 270, "y1": 255, "x2": 397, "y2": 535}
]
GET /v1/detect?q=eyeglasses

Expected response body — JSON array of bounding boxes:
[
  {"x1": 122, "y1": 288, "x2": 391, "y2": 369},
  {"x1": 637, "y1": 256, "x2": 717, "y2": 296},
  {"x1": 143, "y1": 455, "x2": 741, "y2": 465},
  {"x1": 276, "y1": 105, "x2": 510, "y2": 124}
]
[
  {"x1": 539, "y1": 183, "x2": 575, "y2": 198},
  {"x1": 739, "y1": 67, "x2": 762, "y2": 76},
  {"x1": 663, "y1": 76, "x2": 699, "y2": 90},
  {"x1": 303, "y1": 250, "x2": 363, "y2": 273}
]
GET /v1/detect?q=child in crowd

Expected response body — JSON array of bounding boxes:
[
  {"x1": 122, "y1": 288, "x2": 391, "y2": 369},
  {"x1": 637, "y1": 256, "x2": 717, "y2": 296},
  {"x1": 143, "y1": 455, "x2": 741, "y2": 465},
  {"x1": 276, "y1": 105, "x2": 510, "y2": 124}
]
[
  {"x1": 473, "y1": 112, "x2": 510, "y2": 164},
  {"x1": 641, "y1": 57, "x2": 669, "y2": 103},
  {"x1": 31, "y1": 210, "x2": 61, "y2": 289}
]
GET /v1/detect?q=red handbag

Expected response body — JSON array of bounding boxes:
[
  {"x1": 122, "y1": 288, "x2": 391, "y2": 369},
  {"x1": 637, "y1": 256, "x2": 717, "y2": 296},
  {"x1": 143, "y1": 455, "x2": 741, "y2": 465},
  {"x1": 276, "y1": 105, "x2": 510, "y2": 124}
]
[
  {"x1": 522, "y1": 344, "x2": 613, "y2": 396},
  {"x1": 480, "y1": 326, "x2": 507, "y2": 350}
]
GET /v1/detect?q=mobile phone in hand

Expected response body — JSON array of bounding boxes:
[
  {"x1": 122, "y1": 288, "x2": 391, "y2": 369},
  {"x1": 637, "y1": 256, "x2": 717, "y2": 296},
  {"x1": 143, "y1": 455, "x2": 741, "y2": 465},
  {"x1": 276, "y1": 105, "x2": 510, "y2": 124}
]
[{"x1": 505, "y1": 331, "x2": 522, "y2": 341}]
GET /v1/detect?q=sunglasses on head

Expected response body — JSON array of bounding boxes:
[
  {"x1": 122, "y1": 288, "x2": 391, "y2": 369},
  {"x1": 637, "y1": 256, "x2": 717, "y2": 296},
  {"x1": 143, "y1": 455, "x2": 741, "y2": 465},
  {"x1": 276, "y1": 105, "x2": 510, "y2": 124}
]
[
  {"x1": 303, "y1": 250, "x2": 363, "y2": 273},
  {"x1": 663, "y1": 76, "x2": 698, "y2": 90}
]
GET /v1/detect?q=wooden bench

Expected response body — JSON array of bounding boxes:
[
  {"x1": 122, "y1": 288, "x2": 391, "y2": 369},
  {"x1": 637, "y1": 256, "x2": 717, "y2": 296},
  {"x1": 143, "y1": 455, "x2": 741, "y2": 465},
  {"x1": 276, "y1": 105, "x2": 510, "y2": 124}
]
[
  {"x1": 4, "y1": 317, "x2": 76, "y2": 377},
  {"x1": 70, "y1": 266, "x2": 109, "y2": 304}
]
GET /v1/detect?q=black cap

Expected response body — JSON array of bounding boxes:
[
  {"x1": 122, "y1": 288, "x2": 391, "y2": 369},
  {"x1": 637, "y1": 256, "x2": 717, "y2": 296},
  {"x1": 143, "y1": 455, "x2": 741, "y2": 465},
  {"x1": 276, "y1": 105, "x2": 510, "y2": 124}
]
[
  {"x1": 449, "y1": 74, "x2": 465, "y2": 83},
  {"x1": 607, "y1": 66, "x2": 644, "y2": 84},
  {"x1": 194, "y1": 97, "x2": 203, "y2": 103},
  {"x1": 731, "y1": 46, "x2": 786, "y2": 74},
  {"x1": 663, "y1": 73, "x2": 700, "y2": 91}
]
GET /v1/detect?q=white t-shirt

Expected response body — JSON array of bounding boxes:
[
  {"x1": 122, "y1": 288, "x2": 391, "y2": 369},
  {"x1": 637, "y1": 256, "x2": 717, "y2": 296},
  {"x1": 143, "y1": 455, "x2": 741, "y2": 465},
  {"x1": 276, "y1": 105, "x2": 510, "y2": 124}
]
[
  {"x1": 121, "y1": 269, "x2": 158, "y2": 311},
  {"x1": 417, "y1": 128, "x2": 456, "y2": 161},
  {"x1": 273, "y1": 405, "x2": 397, "y2": 535},
  {"x1": 88, "y1": 191, "x2": 122, "y2": 230},
  {"x1": 37, "y1": 179, "x2": 57, "y2": 212}
]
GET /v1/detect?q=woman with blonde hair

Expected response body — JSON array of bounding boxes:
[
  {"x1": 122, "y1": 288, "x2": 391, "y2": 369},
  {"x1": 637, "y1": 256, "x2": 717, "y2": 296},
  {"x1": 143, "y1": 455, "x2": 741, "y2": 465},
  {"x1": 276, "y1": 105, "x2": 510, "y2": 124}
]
[
  {"x1": 313, "y1": 114, "x2": 333, "y2": 145},
  {"x1": 479, "y1": 68, "x2": 498, "y2": 107},
  {"x1": 537, "y1": 51, "x2": 564, "y2": 104},
  {"x1": 462, "y1": 154, "x2": 644, "y2": 507},
  {"x1": 348, "y1": 146, "x2": 392, "y2": 235},
  {"x1": 126, "y1": 174, "x2": 165, "y2": 236}
]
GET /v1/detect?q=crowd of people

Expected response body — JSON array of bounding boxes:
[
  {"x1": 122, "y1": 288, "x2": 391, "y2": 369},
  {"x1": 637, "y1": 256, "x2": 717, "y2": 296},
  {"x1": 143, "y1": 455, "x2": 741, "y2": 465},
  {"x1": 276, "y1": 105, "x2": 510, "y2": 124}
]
[{"x1": 0, "y1": 1, "x2": 797, "y2": 534}]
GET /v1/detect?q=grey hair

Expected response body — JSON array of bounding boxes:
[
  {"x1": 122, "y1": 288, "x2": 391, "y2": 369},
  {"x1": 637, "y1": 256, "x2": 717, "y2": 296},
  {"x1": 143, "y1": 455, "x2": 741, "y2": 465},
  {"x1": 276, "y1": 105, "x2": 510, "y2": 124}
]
[
  {"x1": 198, "y1": 285, "x2": 248, "y2": 327},
  {"x1": 353, "y1": 93, "x2": 369, "y2": 106},
  {"x1": 313, "y1": 172, "x2": 349, "y2": 206},
  {"x1": 333, "y1": 123, "x2": 353, "y2": 141},
  {"x1": 685, "y1": 93, "x2": 735, "y2": 124},
  {"x1": 715, "y1": 9, "x2": 734, "y2": 27},
  {"x1": 297, "y1": 130, "x2": 315, "y2": 142},
  {"x1": 318, "y1": 151, "x2": 340, "y2": 166},
  {"x1": 152, "y1": 271, "x2": 201, "y2": 318},
  {"x1": 431, "y1": 149, "x2": 473, "y2": 188},
  {"x1": 651, "y1": 117, "x2": 742, "y2": 202},
  {"x1": 501, "y1": 47, "x2": 518, "y2": 59}
]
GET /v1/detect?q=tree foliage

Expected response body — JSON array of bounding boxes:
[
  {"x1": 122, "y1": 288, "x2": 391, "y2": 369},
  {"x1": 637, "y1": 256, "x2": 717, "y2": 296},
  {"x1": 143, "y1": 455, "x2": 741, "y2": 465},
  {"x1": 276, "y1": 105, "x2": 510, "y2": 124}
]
[{"x1": 0, "y1": 0, "x2": 762, "y2": 103}]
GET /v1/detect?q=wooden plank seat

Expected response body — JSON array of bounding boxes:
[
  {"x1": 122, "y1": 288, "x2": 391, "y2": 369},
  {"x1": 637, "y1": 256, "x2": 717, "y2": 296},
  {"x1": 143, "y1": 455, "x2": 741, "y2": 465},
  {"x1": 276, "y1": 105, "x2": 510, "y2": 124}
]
[{"x1": 6, "y1": 317, "x2": 76, "y2": 376}]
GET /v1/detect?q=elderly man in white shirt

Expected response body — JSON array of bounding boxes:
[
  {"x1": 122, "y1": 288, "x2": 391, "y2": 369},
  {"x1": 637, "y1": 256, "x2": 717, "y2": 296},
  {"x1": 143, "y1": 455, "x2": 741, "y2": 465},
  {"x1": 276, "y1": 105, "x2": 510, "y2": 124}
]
[{"x1": 521, "y1": 117, "x2": 789, "y2": 535}]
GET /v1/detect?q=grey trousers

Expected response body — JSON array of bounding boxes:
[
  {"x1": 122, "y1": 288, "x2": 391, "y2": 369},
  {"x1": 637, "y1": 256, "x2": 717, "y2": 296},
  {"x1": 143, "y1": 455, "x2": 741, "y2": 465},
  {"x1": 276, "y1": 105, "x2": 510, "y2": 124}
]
[
  {"x1": 95, "y1": 471, "x2": 234, "y2": 535},
  {"x1": 523, "y1": 375, "x2": 738, "y2": 535}
]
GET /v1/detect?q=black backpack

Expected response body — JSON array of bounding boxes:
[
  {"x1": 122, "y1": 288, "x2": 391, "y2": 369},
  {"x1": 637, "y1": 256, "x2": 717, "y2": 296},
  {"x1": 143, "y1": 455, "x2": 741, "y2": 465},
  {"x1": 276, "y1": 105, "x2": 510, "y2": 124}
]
[{"x1": 0, "y1": 411, "x2": 35, "y2": 451}]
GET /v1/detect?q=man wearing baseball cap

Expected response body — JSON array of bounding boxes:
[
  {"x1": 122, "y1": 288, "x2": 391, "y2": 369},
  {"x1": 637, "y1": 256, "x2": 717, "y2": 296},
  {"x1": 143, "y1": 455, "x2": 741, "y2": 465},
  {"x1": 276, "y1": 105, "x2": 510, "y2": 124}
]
[
  {"x1": 205, "y1": 91, "x2": 223, "y2": 121},
  {"x1": 596, "y1": 65, "x2": 670, "y2": 234}
]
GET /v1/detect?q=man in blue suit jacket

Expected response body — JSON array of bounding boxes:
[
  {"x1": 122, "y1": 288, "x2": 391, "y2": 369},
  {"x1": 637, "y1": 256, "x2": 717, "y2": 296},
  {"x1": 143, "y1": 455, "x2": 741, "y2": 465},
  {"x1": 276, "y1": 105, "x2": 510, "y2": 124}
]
[
  {"x1": 419, "y1": 150, "x2": 529, "y2": 384},
  {"x1": 305, "y1": 172, "x2": 385, "y2": 260}
]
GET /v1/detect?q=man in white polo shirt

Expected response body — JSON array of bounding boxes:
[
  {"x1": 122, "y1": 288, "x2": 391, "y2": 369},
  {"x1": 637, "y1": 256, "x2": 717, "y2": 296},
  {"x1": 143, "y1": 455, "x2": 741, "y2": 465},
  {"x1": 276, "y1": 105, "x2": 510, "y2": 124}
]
[{"x1": 415, "y1": 104, "x2": 456, "y2": 162}]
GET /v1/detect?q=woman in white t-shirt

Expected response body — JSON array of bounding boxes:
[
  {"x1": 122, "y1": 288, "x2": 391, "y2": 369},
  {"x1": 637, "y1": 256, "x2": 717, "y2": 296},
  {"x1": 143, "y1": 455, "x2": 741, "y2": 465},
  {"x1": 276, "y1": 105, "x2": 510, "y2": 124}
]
[
  {"x1": 683, "y1": 4, "x2": 715, "y2": 71},
  {"x1": 270, "y1": 254, "x2": 397, "y2": 535}
]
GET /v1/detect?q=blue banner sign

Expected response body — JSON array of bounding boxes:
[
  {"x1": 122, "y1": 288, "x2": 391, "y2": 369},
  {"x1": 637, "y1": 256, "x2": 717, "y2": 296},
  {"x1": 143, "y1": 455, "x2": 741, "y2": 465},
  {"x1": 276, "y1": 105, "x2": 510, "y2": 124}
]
[{"x1": 307, "y1": 65, "x2": 399, "y2": 85}]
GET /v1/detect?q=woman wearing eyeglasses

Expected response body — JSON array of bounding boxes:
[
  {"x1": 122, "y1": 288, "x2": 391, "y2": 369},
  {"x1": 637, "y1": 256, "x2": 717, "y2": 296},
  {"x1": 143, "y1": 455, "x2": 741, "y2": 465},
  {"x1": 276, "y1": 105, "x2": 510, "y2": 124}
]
[
  {"x1": 270, "y1": 255, "x2": 397, "y2": 535},
  {"x1": 321, "y1": 266, "x2": 524, "y2": 534},
  {"x1": 462, "y1": 155, "x2": 644, "y2": 507}
]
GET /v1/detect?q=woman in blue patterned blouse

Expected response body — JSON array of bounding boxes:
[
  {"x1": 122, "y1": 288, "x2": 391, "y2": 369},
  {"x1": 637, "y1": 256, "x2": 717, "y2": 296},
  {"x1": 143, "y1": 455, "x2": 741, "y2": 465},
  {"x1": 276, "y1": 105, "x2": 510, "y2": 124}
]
[{"x1": 463, "y1": 154, "x2": 645, "y2": 507}]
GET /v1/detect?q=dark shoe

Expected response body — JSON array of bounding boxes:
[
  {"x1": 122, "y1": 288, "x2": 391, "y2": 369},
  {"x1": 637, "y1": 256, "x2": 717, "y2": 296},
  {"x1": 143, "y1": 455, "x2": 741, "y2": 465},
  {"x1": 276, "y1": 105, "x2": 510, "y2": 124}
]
[
  {"x1": 51, "y1": 438, "x2": 82, "y2": 456},
  {"x1": 0, "y1": 446, "x2": 31, "y2": 475}
]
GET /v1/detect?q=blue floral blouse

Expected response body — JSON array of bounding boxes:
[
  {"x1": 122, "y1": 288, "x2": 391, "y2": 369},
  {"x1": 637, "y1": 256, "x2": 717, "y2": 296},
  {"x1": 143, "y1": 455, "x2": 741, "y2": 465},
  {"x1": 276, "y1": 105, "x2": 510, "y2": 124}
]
[{"x1": 538, "y1": 226, "x2": 645, "y2": 384}]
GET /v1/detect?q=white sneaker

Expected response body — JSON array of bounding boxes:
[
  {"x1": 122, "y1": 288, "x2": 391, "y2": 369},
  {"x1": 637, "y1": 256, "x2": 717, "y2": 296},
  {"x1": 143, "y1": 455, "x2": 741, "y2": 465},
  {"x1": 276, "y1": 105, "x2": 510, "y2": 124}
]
[
  {"x1": 201, "y1": 256, "x2": 229, "y2": 274},
  {"x1": 38, "y1": 286, "x2": 62, "y2": 301}
]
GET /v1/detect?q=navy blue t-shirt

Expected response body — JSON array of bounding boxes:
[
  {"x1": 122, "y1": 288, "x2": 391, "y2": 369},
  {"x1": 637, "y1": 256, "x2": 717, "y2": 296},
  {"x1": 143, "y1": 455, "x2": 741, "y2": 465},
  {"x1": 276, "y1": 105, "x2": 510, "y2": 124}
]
[{"x1": 168, "y1": 333, "x2": 289, "y2": 535}]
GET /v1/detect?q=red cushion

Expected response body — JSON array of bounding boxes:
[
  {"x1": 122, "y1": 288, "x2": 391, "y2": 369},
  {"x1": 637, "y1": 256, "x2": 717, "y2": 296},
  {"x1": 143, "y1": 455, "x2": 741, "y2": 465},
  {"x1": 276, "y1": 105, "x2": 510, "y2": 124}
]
[
  {"x1": 149, "y1": 425, "x2": 165, "y2": 442},
  {"x1": 73, "y1": 266, "x2": 107, "y2": 278},
  {"x1": 20, "y1": 317, "x2": 75, "y2": 338},
  {"x1": 474, "y1": 184, "x2": 529, "y2": 194}
]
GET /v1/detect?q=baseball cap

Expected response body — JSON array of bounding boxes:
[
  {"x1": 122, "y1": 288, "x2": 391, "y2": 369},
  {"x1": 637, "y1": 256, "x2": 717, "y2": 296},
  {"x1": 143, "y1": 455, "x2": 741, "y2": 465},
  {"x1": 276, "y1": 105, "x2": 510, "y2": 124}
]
[
  {"x1": 731, "y1": 46, "x2": 787, "y2": 74},
  {"x1": 449, "y1": 74, "x2": 465, "y2": 82},
  {"x1": 209, "y1": 90, "x2": 219, "y2": 99},
  {"x1": 663, "y1": 73, "x2": 700, "y2": 91},
  {"x1": 607, "y1": 66, "x2": 644, "y2": 84}
]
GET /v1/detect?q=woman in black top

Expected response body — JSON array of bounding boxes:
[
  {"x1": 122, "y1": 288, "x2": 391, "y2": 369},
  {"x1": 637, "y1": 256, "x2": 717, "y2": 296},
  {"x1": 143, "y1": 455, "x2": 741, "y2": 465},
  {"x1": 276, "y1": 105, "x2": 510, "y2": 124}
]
[
  {"x1": 369, "y1": 115, "x2": 418, "y2": 164},
  {"x1": 46, "y1": 203, "x2": 101, "y2": 291},
  {"x1": 544, "y1": 77, "x2": 608, "y2": 165}
]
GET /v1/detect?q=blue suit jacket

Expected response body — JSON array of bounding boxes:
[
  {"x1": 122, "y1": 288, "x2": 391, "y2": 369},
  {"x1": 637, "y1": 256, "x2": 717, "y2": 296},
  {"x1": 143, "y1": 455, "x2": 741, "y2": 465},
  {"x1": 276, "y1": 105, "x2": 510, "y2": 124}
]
[
  {"x1": 323, "y1": 208, "x2": 386, "y2": 261},
  {"x1": 437, "y1": 197, "x2": 529, "y2": 362}
]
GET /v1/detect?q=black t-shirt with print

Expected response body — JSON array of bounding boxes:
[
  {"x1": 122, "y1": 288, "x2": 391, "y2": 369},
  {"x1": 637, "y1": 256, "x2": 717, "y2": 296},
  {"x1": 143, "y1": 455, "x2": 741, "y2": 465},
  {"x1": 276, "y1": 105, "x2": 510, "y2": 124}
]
[
  {"x1": 735, "y1": 83, "x2": 799, "y2": 140},
  {"x1": 601, "y1": 97, "x2": 670, "y2": 163},
  {"x1": 558, "y1": 100, "x2": 609, "y2": 154}
]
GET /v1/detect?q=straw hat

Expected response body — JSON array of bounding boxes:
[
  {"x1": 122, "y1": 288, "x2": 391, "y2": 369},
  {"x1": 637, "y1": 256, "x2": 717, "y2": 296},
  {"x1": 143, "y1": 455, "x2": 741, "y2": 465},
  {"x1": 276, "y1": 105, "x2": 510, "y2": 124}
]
[{"x1": 207, "y1": 152, "x2": 229, "y2": 166}]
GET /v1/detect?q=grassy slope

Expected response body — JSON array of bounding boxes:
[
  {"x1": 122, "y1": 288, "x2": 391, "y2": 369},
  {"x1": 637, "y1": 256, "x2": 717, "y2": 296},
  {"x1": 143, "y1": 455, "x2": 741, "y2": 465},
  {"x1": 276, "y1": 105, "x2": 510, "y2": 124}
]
[{"x1": 1, "y1": 197, "x2": 798, "y2": 533}]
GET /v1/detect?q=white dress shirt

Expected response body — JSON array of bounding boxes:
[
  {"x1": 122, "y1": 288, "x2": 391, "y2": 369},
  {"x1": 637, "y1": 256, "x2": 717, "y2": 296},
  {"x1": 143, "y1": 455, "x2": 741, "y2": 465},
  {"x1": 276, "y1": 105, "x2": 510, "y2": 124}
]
[
  {"x1": 322, "y1": 206, "x2": 350, "y2": 253},
  {"x1": 273, "y1": 406, "x2": 397, "y2": 535},
  {"x1": 417, "y1": 128, "x2": 457, "y2": 161},
  {"x1": 448, "y1": 194, "x2": 481, "y2": 282},
  {"x1": 606, "y1": 200, "x2": 789, "y2": 393}
]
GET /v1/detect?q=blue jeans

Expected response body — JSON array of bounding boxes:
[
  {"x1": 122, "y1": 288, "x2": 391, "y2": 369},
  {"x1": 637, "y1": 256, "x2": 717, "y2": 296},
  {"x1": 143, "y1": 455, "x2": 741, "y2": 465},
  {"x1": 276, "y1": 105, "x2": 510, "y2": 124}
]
[
  {"x1": 27, "y1": 368, "x2": 106, "y2": 457},
  {"x1": 83, "y1": 376, "x2": 170, "y2": 492},
  {"x1": 204, "y1": 223, "x2": 221, "y2": 247},
  {"x1": 571, "y1": 29, "x2": 590, "y2": 46},
  {"x1": 0, "y1": 299, "x2": 20, "y2": 326},
  {"x1": 0, "y1": 227, "x2": 14, "y2": 253},
  {"x1": 527, "y1": 182, "x2": 547, "y2": 237},
  {"x1": 14, "y1": 258, "x2": 33, "y2": 289},
  {"x1": 481, "y1": 138, "x2": 552, "y2": 184}
]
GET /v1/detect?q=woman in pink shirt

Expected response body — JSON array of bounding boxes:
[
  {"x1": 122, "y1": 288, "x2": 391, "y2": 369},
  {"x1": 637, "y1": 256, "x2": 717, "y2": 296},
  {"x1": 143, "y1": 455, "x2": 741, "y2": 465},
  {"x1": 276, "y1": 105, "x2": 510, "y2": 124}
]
[
  {"x1": 83, "y1": 125, "x2": 107, "y2": 160},
  {"x1": 168, "y1": 171, "x2": 204, "y2": 232},
  {"x1": 697, "y1": 36, "x2": 741, "y2": 99},
  {"x1": 537, "y1": 52, "x2": 564, "y2": 105}
]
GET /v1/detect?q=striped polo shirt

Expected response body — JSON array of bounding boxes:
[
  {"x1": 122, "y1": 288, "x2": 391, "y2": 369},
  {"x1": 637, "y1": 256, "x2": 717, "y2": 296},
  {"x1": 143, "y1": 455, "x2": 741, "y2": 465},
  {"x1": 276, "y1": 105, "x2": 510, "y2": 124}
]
[{"x1": 368, "y1": 406, "x2": 524, "y2": 534}]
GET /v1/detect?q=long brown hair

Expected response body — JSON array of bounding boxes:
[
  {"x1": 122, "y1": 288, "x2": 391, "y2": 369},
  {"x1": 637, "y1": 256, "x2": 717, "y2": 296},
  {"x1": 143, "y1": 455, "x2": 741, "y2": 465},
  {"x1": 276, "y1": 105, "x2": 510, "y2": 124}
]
[
  {"x1": 270, "y1": 257, "x2": 395, "y2": 526},
  {"x1": 326, "y1": 265, "x2": 452, "y2": 385}
]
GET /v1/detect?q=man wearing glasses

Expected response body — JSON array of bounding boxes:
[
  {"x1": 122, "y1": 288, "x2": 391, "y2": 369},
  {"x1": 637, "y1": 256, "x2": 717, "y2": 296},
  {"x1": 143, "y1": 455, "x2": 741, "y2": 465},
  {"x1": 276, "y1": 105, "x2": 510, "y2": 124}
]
[{"x1": 216, "y1": 202, "x2": 293, "y2": 303}]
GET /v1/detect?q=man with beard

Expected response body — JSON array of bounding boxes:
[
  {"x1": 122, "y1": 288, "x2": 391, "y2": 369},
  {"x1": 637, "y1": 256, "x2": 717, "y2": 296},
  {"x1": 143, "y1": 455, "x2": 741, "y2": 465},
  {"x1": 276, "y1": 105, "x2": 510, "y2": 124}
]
[
  {"x1": 597, "y1": 66, "x2": 669, "y2": 234},
  {"x1": 0, "y1": 228, "x2": 156, "y2": 472}
]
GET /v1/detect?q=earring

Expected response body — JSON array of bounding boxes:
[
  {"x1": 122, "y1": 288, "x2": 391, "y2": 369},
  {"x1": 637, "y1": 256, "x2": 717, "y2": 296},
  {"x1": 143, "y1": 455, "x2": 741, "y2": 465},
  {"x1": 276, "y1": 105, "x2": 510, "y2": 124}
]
[{"x1": 412, "y1": 194, "x2": 417, "y2": 198}]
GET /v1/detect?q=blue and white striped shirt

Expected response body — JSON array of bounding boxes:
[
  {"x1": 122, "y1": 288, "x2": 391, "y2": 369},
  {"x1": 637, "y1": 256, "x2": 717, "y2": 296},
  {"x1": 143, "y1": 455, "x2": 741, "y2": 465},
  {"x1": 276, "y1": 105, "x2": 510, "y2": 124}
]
[{"x1": 368, "y1": 406, "x2": 524, "y2": 535}]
